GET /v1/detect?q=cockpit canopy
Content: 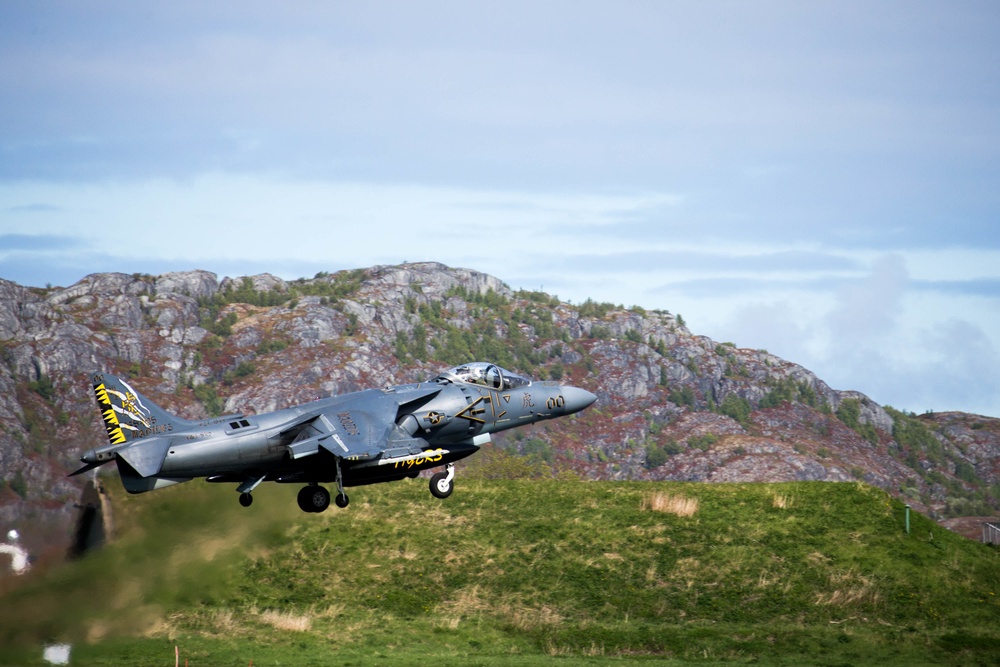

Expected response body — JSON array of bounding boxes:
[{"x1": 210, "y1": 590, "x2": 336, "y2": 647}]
[{"x1": 434, "y1": 362, "x2": 531, "y2": 390}]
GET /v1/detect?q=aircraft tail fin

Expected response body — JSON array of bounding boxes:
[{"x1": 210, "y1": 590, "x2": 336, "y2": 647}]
[{"x1": 91, "y1": 373, "x2": 190, "y2": 445}]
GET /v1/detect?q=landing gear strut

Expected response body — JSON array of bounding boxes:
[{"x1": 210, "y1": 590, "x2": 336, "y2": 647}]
[
  {"x1": 333, "y1": 456, "x2": 349, "y2": 508},
  {"x1": 429, "y1": 463, "x2": 455, "y2": 499},
  {"x1": 236, "y1": 474, "x2": 266, "y2": 508}
]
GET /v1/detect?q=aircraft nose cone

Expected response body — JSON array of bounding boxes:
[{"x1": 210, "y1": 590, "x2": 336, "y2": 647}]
[{"x1": 561, "y1": 386, "x2": 597, "y2": 415}]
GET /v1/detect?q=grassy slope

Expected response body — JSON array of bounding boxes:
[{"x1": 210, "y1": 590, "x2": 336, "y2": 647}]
[{"x1": 2, "y1": 479, "x2": 1000, "y2": 666}]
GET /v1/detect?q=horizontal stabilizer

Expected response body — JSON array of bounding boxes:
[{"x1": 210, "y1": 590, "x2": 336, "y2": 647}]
[{"x1": 117, "y1": 438, "x2": 171, "y2": 478}]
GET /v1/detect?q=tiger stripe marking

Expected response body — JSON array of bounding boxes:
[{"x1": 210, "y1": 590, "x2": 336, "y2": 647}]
[{"x1": 93, "y1": 382, "x2": 127, "y2": 444}]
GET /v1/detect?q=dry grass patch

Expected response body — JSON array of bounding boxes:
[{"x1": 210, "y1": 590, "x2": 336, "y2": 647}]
[
  {"x1": 438, "y1": 585, "x2": 491, "y2": 617},
  {"x1": 642, "y1": 492, "x2": 699, "y2": 516},
  {"x1": 771, "y1": 493, "x2": 793, "y2": 509},
  {"x1": 498, "y1": 602, "x2": 563, "y2": 632},
  {"x1": 814, "y1": 568, "x2": 881, "y2": 609},
  {"x1": 211, "y1": 609, "x2": 238, "y2": 634},
  {"x1": 807, "y1": 551, "x2": 831, "y2": 566},
  {"x1": 260, "y1": 610, "x2": 312, "y2": 632},
  {"x1": 436, "y1": 586, "x2": 563, "y2": 632},
  {"x1": 669, "y1": 557, "x2": 703, "y2": 590}
]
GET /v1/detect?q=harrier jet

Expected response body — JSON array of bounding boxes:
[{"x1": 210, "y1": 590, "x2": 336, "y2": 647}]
[{"x1": 72, "y1": 363, "x2": 596, "y2": 513}]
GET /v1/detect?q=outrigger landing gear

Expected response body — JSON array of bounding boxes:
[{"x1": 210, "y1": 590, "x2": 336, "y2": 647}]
[
  {"x1": 236, "y1": 474, "x2": 266, "y2": 508},
  {"x1": 429, "y1": 463, "x2": 455, "y2": 499}
]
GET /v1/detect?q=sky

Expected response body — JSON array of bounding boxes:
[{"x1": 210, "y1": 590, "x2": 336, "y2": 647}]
[{"x1": 1, "y1": 1, "x2": 999, "y2": 416}]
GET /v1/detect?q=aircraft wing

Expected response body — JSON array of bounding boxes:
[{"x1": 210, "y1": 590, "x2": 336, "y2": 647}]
[{"x1": 285, "y1": 394, "x2": 429, "y2": 462}]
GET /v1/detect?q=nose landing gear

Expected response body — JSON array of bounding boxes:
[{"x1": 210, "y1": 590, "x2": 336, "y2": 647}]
[{"x1": 429, "y1": 463, "x2": 455, "y2": 499}]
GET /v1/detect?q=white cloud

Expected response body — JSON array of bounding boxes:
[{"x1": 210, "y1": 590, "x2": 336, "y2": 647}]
[
  {"x1": 701, "y1": 255, "x2": 1000, "y2": 416},
  {"x1": 0, "y1": 174, "x2": 680, "y2": 282},
  {"x1": 825, "y1": 254, "x2": 909, "y2": 344}
]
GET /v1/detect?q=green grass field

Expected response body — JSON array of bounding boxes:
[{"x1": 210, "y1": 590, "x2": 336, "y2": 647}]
[{"x1": 2, "y1": 478, "x2": 1000, "y2": 666}]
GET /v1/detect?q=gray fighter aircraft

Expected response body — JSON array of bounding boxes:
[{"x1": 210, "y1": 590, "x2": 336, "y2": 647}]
[{"x1": 71, "y1": 362, "x2": 596, "y2": 513}]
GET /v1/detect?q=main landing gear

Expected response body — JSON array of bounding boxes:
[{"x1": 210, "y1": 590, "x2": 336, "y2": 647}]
[
  {"x1": 293, "y1": 485, "x2": 349, "y2": 513},
  {"x1": 297, "y1": 485, "x2": 332, "y2": 513},
  {"x1": 244, "y1": 461, "x2": 458, "y2": 512},
  {"x1": 296, "y1": 458, "x2": 349, "y2": 513}
]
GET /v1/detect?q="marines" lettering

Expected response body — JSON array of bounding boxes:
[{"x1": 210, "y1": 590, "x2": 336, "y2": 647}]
[{"x1": 338, "y1": 412, "x2": 360, "y2": 436}]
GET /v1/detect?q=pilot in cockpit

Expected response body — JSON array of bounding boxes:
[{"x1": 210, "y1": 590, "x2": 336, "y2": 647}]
[{"x1": 439, "y1": 363, "x2": 531, "y2": 391}]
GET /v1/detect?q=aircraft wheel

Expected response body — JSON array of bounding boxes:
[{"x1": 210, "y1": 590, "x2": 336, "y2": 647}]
[
  {"x1": 429, "y1": 472, "x2": 454, "y2": 499},
  {"x1": 239, "y1": 492, "x2": 253, "y2": 508},
  {"x1": 335, "y1": 492, "x2": 350, "y2": 509},
  {"x1": 296, "y1": 486, "x2": 314, "y2": 512},
  {"x1": 298, "y1": 486, "x2": 330, "y2": 513}
]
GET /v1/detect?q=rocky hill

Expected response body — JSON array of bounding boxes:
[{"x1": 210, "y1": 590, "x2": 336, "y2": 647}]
[{"x1": 1, "y1": 262, "x2": 998, "y2": 559}]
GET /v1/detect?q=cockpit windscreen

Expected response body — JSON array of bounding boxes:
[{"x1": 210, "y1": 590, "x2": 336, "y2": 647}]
[{"x1": 434, "y1": 362, "x2": 531, "y2": 390}]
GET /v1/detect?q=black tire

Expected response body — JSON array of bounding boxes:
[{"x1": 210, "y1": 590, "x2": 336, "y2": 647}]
[
  {"x1": 335, "y1": 493, "x2": 349, "y2": 509},
  {"x1": 239, "y1": 492, "x2": 253, "y2": 508},
  {"x1": 297, "y1": 486, "x2": 314, "y2": 512},
  {"x1": 298, "y1": 485, "x2": 330, "y2": 513},
  {"x1": 429, "y1": 472, "x2": 453, "y2": 499}
]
